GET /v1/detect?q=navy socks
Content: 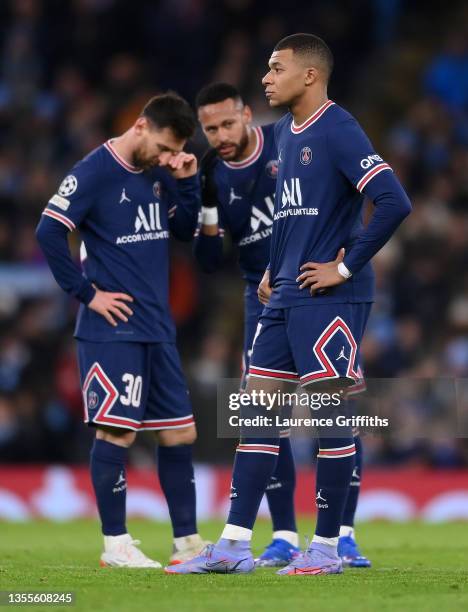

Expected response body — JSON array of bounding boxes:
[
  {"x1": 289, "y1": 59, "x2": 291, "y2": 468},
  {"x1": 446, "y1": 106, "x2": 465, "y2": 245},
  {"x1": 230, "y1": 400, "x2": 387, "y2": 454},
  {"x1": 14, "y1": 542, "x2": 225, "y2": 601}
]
[
  {"x1": 227, "y1": 438, "x2": 280, "y2": 530},
  {"x1": 341, "y1": 434, "x2": 362, "y2": 527},
  {"x1": 315, "y1": 437, "x2": 356, "y2": 538},
  {"x1": 157, "y1": 444, "x2": 197, "y2": 537},
  {"x1": 90, "y1": 438, "x2": 128, "y2": 536},
  {"x1": 265, "y1": 436, "x2": 297, "y2": 533}
]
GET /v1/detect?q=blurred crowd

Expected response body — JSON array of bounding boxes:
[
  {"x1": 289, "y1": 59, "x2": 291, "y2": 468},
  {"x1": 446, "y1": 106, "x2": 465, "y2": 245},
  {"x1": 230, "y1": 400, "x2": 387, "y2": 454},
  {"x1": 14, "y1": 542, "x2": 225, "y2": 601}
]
[{"x1": 0, "y1": 0, "x2": 467, "y2": 467}]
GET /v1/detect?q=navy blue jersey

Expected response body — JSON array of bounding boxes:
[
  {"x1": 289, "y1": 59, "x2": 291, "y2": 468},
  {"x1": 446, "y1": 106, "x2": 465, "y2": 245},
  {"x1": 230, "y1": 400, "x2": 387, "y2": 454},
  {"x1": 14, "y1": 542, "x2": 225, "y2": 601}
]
[
  {"x1": 269, "y1": 101, "x2": 411, "y2": 308},
  {"x1": 194, "y1": 124, "x2": 277, "y2": 282},
  {"x1": 36, "y1": 140, "x2": 200, "y2": 343}
]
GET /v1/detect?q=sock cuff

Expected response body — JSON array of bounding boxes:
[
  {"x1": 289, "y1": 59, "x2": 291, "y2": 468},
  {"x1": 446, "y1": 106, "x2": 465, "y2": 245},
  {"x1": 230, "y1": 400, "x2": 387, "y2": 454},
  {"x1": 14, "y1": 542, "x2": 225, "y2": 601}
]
[
  {"x1": 273, "y1": 530, "x2": 299, "y2": 547},
  {"x1": 313, "y1": 534, "x2": 338, "y2": 548},
  {"x1": 92, "y1": 439, "x2": 128, "y2": 463},
  {"x1": 317, "y1": 443, "x2": 355, "y2": 459},
  {"x1": 221, "y1": 524, "x2": 252, "y2": 541},
  {"x1": 339, "y1": 525, "x2": 355, "y2": 538}
]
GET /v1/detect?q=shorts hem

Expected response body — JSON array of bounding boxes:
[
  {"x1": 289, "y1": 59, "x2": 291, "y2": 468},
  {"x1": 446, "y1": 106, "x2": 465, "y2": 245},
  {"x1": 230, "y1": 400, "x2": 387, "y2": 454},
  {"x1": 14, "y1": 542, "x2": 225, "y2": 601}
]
[
  {"x1": 249, "y1": 366, "x2": 299, "y2": 383},
  {"x1": 85, "y1": 418, "x2": 140, "y2": 431},
  {"x1": 300, "y1": 374, "x2": 357, "y2": 388},
  {"x1": 139, "y1": 414, "x2": 195, "y2": 430}
]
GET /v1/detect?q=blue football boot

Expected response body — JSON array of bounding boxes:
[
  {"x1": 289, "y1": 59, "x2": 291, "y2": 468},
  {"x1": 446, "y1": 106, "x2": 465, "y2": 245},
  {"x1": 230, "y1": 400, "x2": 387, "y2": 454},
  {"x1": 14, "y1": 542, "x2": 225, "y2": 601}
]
[
  {"x1": 338, "y1": 535, "x2": 372, "y2": 568},
  {"x1": 255, "y1": 538, "x2": 301, "y2": 568}
]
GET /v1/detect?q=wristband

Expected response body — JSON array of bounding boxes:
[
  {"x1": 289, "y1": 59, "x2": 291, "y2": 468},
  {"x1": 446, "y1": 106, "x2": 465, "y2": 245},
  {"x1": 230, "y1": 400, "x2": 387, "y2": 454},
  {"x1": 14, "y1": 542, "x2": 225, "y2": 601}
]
[
  {"x1": 201, "y1": 206, "x2": 219, "y2": 226},
  {"x1": 338, "y1": 262, "x2": 352, "y2": 279}
]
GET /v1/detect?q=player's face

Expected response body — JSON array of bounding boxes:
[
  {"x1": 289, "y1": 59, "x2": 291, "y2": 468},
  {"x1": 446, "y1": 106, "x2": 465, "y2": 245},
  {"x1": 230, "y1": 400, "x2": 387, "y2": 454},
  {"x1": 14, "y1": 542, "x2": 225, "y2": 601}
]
[
  {"x1": 133, "y1": 124, "x2": 186, "y2": 170},
  {"x1": 198, "y1": 98, "x2": 251, "y2": 161},
  {"x1": 262, "y1": 49, "x2": 309, "y2": 107}
]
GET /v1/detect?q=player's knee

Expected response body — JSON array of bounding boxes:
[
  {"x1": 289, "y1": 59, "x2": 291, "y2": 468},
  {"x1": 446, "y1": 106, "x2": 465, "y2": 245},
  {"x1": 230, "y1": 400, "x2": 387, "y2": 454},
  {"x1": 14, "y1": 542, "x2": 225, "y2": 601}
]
[
  {"x1": 156, "y1": 424, "x2": 197, "y2": 446},
  {"x1": 95, "y1": 426, "x2": 136, "y2": 447}
]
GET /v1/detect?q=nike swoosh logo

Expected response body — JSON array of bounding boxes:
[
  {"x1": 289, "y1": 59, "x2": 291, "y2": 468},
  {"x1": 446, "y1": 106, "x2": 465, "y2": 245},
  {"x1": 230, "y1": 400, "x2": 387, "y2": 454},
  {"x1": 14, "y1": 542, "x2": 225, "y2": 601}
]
[
  {"x1": 205, "y1": 559, "x2": 229, "y2": 568},
  {"x1": 205, "y1": 558, "x2": 250, "y2": 572}
]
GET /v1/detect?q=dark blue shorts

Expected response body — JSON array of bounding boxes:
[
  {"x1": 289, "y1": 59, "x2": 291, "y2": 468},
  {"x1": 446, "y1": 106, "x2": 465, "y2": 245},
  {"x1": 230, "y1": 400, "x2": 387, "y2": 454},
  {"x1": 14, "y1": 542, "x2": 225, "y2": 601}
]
[
  {"x1": 77, "y1": 341, "x2": 194, "y2": 431},
  {"x1": 249, "y1": 303, "x2": 371, "y2": 387},
  {"x1": 241, "y1": 282, "x2": 264, "y2": 389}
]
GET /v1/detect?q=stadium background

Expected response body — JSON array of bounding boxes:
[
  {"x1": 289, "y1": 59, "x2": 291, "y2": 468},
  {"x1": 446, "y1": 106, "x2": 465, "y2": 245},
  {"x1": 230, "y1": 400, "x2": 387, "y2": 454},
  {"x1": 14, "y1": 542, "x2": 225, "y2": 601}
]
[{"x1": 0, "y1": 0, "x2": 468, "y2": 522}]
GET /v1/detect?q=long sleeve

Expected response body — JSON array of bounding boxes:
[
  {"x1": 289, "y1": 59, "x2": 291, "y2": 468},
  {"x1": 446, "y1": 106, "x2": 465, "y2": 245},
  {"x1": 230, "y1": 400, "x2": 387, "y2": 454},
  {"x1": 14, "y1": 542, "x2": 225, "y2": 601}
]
[
  {"x1": 193, "y1": 227, "x2": 225, "y2": 273},
  {"x1": 327, "y1": 118, "x2": 412, "y2": 274},
  {"x1": 168, "y1": 175, "x2": 201, "y2": 242},
  {"x1": 36, "y1": 215, "x2": 95, "y2": 304},
  {"x1": 343, "y1": 171, "x2": 412, "y2": 274}
]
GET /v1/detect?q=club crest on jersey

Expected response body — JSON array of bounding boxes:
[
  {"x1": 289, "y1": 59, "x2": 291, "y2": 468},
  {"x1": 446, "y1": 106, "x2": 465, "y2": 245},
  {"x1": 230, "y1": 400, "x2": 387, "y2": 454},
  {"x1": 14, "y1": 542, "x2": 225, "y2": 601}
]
[
  {"x1": 300, "y1": 146, "x2": 312, "y2": 165},
  {"x1": 153, "y1": 181, "x2": 162, "y2": 198},
  {"x1": 265, "y1": 159, "x2": 278, "y2": 178},
  {"x1": 58, "y1": 175, "x2": 78, "y2": 196},
  {"x1": 87, "y1": 390, "x2": 99, "y2": 410}
]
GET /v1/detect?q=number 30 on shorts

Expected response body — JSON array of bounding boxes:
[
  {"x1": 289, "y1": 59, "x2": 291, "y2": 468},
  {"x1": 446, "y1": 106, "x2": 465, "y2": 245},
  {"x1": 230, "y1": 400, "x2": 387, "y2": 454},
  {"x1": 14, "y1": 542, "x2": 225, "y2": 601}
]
[{"x1": 120, "y1": 373, "x2": 143, "y2": 407}]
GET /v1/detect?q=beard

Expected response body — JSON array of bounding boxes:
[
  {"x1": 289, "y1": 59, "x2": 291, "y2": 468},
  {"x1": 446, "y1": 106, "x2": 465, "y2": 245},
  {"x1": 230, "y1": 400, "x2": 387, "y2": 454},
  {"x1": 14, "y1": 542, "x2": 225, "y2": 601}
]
[
  {"x1": 132, "y1": 148, "x2": 157, "y2": 171},
  {"x1": 217, "y1": 128, "x2": 250, "y2": 161}
]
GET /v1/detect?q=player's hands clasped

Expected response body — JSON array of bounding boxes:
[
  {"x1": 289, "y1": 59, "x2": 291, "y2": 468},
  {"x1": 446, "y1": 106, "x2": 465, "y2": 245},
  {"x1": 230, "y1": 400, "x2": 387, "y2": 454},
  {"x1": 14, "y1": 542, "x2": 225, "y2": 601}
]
[
  {"x1": 258, "y1": 268, "x2": 272, "y2": 305},
  {"x1": 88, "y1": 286, "x2": 134, "y2": 327},
  {"x1": 158, "y1": 151, "x2": 197, "y2": 179},
  {"x1": 297, "y1": 248, "x2": 347, "y2": 296}
]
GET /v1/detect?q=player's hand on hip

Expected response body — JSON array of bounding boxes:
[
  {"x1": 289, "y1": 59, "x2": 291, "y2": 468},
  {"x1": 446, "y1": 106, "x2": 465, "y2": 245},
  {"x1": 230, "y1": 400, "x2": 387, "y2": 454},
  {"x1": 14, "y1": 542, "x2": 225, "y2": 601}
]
[
  {"x1": 258, "y1": 269, "x2": 272, "y2": 305},
  {"x1": 88, "y1": 286, "x2": 134, "y2": 327},
  {"x1": 159, "y1": 152, "x2": 197, "y2": 178},
  {"x1": 297, "y1": 248, "x2": 346, "y2": 296}
]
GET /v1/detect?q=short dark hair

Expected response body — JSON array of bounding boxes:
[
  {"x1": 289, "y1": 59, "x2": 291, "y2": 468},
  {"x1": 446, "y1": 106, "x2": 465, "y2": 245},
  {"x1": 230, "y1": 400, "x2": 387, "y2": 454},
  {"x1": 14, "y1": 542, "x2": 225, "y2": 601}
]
[
  {"x1": 141, "y1": 92, "x2": 196, "y2": 140},
  {"x1": 195, "y1": 82, "x2": 243, "y2": 110},
  {"x1": 274, "y1": 33, "x2": 333, "y2": 81}
]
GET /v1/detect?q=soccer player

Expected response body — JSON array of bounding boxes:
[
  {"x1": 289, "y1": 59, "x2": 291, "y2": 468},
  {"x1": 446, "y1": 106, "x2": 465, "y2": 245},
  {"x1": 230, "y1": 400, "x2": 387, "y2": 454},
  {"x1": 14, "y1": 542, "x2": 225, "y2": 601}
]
[
  {"x1": 36, "y1": 93, "x2": 210, "y2": 568},
  {"x1": 194, "y1": 82, "x2": 371, "y2": 568},
  {"x1": 166, "y1": 34, "x2": 411, "y2": 576},
  {"x1": 194, "y1": 82, "x2": 300, "y2": 567}
]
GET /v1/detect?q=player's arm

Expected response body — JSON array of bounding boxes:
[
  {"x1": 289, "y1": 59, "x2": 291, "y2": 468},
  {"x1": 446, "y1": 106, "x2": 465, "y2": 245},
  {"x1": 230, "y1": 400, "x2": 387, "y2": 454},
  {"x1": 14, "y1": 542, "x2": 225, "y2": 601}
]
[
  {"x1": 159, "y1": 152, "x2": 201, "y2": 241},
  {"x1": 35, "y1": 169, "x2": 133, "y2": 327},
  {"x1": 298, "y1": 120, "x2": 412, "y2": 294},
  {"x1": 193, "y1": 148, "x2": 224, "y2": 273}
]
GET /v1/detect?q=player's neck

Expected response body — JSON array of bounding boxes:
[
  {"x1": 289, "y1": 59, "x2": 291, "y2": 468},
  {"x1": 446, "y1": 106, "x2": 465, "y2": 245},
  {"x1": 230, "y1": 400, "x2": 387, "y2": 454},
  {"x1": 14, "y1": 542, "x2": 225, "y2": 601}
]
[
  {"x1": 290, "y1": 91, "x2": 329, "y2": 126},
  {"x1": 110, "y1": 131, "x2": 137, "y2": 169},
  {"x1": 235, "y1": 126, "x2": 257, "y2": 162}
]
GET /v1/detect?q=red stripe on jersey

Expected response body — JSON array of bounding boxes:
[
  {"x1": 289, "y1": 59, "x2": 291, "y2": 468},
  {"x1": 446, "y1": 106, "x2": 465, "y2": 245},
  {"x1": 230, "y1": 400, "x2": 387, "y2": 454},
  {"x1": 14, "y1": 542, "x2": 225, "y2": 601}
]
[
  {"x1": 291, "y1": 100, "x2": 335, "y2": 134},
  {"x1": 104, "y1": 140, "x2": 143, "y2": 173},
  {"x1": 356, "y1": 163, "x2": 392, "y2": 192},
  {"x1": 42, "y1": 209, "x2": 76, "y2": 231}
]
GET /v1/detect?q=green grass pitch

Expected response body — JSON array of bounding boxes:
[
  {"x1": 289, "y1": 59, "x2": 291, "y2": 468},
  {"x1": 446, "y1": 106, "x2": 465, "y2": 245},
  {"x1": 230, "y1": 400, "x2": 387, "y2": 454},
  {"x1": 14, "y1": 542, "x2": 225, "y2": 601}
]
[{"x1": 1, "y1": 520, "x2": 467, "y2": 612}]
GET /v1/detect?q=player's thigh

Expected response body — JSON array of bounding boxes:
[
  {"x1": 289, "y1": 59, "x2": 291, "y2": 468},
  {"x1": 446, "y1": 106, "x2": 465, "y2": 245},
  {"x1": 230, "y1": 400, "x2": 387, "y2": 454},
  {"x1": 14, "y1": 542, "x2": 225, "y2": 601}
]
[
  {"x1": 141, "y1": 342, "x2": 195, "y2": 433},
  {"x1": 286, "y1": 303, "x2": 365, "y2": 392},
  {"x1": 77, "y1": 340, "x2": 149, "y2": 432}
]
